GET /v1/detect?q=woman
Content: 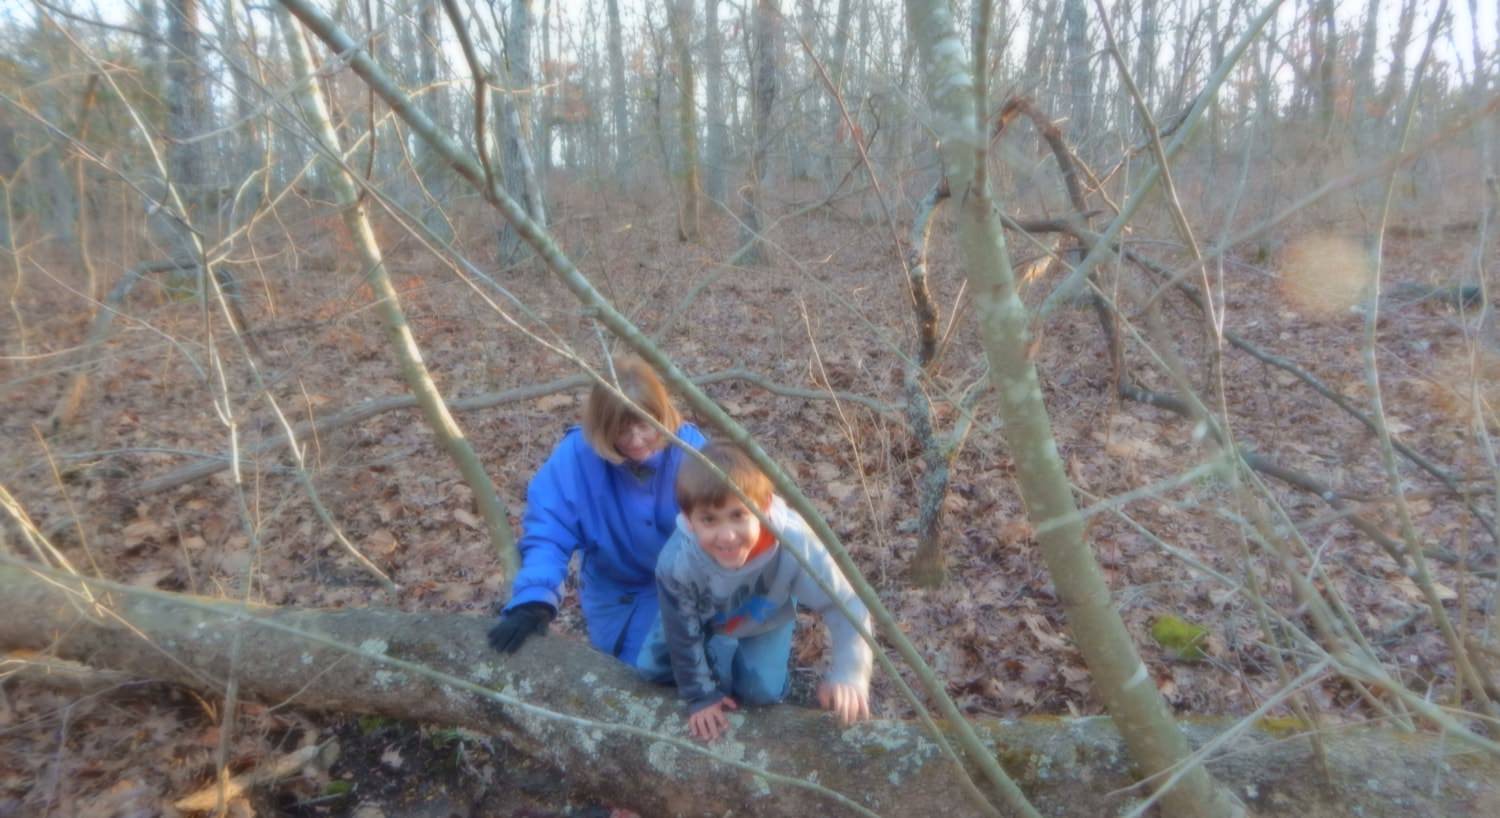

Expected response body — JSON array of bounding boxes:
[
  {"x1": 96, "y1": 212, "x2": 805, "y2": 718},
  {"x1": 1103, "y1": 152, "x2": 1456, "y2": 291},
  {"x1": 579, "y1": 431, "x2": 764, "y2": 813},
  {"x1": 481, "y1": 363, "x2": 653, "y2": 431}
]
[{"x1": 488, "y1": 357, "x2": 707, "y2": 662}]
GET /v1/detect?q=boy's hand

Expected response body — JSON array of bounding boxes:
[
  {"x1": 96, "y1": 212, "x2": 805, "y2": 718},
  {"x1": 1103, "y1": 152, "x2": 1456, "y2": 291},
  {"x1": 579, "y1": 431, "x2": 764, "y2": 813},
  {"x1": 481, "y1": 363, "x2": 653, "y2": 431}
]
[
  {"x1": 818, "y1": 681, "x2": 871, "y2": 726},
  {"x1": 686, "y1": 696, "x2": 738, "y2": 742}
]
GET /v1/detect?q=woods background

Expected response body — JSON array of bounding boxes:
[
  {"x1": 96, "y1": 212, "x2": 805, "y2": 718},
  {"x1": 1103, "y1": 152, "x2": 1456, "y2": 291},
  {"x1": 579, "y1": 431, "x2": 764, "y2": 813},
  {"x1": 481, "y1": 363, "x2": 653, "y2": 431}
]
[{"x1": 1, "y1": 0, "x2": 1499, "y2": 815}]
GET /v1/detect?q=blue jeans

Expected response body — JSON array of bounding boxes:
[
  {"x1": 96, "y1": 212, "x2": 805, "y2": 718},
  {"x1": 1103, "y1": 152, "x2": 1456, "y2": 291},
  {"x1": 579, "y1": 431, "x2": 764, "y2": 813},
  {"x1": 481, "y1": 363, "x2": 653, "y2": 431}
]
[{"x1": 634, "y1": 615, "x2": 795, "y2": 706}]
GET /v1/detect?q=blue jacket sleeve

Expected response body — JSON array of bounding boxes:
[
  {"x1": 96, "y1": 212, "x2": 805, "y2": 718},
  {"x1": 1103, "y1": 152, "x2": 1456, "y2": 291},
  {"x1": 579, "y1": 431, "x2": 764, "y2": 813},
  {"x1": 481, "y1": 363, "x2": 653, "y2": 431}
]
[
  {"x1": 505, "y1": 436, "x2": 583, "y2": 612},
  {"x1": 677, "y1": 423, "x2": 707, "y2": 452}
]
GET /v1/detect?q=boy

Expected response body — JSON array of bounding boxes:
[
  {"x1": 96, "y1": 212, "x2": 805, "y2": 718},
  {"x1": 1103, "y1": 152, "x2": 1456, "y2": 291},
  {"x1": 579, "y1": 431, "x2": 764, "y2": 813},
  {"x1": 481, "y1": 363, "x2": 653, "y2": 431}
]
[{"x1": 635, "y1": 442, "x2": 873, "y2": 741}]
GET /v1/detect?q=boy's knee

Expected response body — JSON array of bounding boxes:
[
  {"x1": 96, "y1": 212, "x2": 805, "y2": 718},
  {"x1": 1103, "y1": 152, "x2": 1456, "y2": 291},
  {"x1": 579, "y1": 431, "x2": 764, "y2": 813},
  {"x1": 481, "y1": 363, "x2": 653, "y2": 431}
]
[
  {"x1": 634, "y1": 643, "x2": 676, "y2": 685},
  {"x1": 636, "y1": 661, "x2": 674, "y2": 685},
  {"x1": 733, "y1": 665, "x2": 789, "y2": 706}
]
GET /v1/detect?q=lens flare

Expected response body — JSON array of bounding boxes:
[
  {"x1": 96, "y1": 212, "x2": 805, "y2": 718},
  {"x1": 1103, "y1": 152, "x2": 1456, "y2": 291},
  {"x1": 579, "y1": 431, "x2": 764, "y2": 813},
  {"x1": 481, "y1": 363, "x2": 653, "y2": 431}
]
[{"x1": 1278, "y1": 235, "x2": 1373, "y2": 315}]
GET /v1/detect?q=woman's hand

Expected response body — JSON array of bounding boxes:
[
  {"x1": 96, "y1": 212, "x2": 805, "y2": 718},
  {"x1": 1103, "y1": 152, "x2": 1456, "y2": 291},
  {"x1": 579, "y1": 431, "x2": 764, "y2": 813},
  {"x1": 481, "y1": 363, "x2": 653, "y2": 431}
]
[
  {"x1": 687, "y1": 696, "x2": 738, "y2": 742},
  {"x1": 487, "y1": 602, "x2": 555, "y2": 654},
  {"x1": 817, "y1": 681, "x2": 871, "y2": 726}
]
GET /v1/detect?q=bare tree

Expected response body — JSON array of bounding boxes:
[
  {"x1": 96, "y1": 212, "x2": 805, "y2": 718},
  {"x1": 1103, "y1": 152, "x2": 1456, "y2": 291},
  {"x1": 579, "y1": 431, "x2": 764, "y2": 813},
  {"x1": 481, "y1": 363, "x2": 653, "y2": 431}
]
[
  {"x1": 1063, "y1": 0, "x2": 1093, "y2": 150},
  {"x1": 703, "y1": 0, "x2": 728, "y2": 202},
  {"x1": 498, "y1": 0, "x2": 548, "y2": 263},
  {"x1": 668, "y1": 0, "x2": 701, "y2": 240},
  {"x1": 157, "y1": 0, "x2": 208, "y2": 261},
  {"x1": 606, "y1": 0, "x2": 630, "y2": 184},
  {"x1": 735, "y1": 0, "x2": 780, "y2": 265}
]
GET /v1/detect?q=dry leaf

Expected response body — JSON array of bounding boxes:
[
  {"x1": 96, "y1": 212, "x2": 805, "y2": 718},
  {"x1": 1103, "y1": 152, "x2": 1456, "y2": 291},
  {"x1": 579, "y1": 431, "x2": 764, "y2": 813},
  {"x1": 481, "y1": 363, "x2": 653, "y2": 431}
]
[
  {"x1": 123, "y1": 519, "x2": 167, "y2": 547},
  {"x1": 367, "y1": 529, "x2": 399, "y2": 554},
  {"x1": 535, "y1": 393, "x2": 574, "y2": 412},
  {"x1": 826, "y1": 481, "x2": 859, "y2": 503},
  {"x1": 718, "y1": 398, "x2": 751, "y2": 415},
  {"x1": 1104, "y1": 436, "x2": 1168, "y2": 460},
  {"x1": 998, "y1": 518, "x2": 1032, "y2": 543},
  {"x1": 452, "y1": 508, "x2": 482, "y2": 530},
  {"x1": 1023, "y1": 613, "x2": 1069, "y2": 651},
  {"x1": 129, "y1": 568, "x2": 174, "y2": 589},
  {"x1": 1389, "y1": 575, "x2": 1454, "y2": 602},
  {"x1": 380, "y1": 745, "x2": 404, "y2": 770},
  {"x1": 175, "y1": 744, "x2": 324, "y2": 812}
]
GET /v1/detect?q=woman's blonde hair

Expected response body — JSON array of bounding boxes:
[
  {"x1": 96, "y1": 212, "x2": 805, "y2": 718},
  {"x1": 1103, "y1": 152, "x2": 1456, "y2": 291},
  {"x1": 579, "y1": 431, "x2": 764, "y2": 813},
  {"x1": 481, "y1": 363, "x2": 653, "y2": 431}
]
[
  {"x1": 583, "y1": 356, "x2": 682, "y2": 463},
  {"x1": 676, "y1": 442, "x2": 773, "y2": 513}
]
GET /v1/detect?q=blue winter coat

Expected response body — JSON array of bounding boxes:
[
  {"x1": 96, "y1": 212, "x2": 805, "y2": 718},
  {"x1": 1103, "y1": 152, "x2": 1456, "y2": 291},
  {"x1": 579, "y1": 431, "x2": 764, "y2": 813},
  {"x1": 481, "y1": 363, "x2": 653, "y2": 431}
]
[{"x1": 504, "y1": 423, "x2": 707, "y2": 661}]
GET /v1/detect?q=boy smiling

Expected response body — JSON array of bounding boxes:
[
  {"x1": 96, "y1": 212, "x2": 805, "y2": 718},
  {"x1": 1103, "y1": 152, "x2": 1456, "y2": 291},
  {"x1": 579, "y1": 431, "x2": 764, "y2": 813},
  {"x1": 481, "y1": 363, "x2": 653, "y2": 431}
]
[{"x1": 635, "y1": 442, "x2": 874, "y2": 741}]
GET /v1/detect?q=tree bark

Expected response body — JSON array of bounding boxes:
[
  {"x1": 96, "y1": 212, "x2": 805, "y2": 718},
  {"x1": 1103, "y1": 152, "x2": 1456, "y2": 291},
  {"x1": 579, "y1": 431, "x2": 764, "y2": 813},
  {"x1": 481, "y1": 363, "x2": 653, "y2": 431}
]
[
  {"x1": 498, "y1": 0, "x2": 548, "y2": 263},
  {"x1": 158, "y1": 0, "x2": 207, "y2": 261},
  {"x1": 703, "y1": 0, "x2": 727, "y2": 202},
  {"x1": 1135, "y1": 0, "x2": 1158, "y2": 122},
  {"x1": 822, "y1": 0, "x2": 852, "y2": 184},
  {"x1": 416, "y1": 0, "x2": 452, "y2": 239},
  {"x1": 606, "y1": 0, "x2": 630, "y2": 184},
  {"x1": 668, "y1": 0, "x2": 701, "y2": 240},
  {"x1": 1381, "y1": 0, "x2": 1418, "y2": 121},
  {"x1": 1, "y1": 563, "x2": 1495, "y2": 818},
  {"x1": 1063, "y1": 0, "x2": 1092, "y2": 151},
  {"x1": 736, "y1": 0, "x2": 779, "y2": 265}
]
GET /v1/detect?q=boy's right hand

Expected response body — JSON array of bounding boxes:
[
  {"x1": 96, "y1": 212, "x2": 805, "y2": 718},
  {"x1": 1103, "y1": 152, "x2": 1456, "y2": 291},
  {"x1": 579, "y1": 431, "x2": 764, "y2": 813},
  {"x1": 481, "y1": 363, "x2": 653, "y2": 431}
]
[{"x1": 687, "y1": 696, "x2": 738, "y2": 742}]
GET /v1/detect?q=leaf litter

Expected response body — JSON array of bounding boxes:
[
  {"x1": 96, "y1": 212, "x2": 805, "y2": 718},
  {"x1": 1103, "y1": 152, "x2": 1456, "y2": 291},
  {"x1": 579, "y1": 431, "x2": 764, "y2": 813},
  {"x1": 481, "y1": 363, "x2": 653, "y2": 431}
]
[{"x1": 0, "y1": 177, "x2": 1497, "y2": 813}]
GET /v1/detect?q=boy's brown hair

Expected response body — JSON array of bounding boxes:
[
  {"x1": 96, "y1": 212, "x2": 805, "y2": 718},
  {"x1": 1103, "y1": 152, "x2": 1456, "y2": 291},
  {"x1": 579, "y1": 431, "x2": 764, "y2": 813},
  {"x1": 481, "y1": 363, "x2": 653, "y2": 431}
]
[
  {"x1": 582, "y1": 356, "x2": 682, "y2": 464},
  {"x1": 676, "y1": 442, "x2": 773, "y2": 513}
]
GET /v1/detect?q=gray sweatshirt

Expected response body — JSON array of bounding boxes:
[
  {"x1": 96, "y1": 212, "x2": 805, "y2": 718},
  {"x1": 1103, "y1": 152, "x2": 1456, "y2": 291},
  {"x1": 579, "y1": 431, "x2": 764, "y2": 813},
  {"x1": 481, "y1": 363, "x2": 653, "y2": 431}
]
[{"x1": 654, "y1": 495, "x2": 874, "y2": 711}]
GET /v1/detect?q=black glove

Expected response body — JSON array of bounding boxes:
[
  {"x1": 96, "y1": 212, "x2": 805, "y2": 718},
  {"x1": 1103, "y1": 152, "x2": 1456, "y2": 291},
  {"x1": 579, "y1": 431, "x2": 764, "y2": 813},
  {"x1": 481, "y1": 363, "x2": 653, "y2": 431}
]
[{"x1": 488, "y1": 602, "x2": 556, "y2": 654}]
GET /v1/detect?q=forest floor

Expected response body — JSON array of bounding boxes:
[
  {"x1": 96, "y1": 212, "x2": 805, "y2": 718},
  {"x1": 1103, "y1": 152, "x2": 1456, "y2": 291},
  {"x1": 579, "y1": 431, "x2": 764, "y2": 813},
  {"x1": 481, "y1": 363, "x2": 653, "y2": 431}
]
[{"x1": 2, "y1": 173, "x2": 1498, "y2": 816}]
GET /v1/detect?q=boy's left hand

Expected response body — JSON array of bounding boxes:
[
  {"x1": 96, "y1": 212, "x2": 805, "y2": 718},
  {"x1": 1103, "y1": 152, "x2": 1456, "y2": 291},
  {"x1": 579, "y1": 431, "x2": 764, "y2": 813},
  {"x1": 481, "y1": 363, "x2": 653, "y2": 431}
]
[{"x1": 817, "y1": 681, "x2": 870, "y2": 726}]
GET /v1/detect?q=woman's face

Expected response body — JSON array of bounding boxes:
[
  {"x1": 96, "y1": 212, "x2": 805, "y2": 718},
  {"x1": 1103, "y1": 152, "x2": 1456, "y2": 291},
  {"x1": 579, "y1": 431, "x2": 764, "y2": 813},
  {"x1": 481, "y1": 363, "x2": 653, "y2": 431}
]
[{"x1": 614, "y1": 417, "x2": 664, "y2": 464}]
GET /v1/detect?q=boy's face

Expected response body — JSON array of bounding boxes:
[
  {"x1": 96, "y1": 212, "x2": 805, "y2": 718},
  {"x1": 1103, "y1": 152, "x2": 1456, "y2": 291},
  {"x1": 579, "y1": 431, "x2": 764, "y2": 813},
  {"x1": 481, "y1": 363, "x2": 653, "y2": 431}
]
[{"x1": 686, "y1": 496, "x2": 763, "y2": 569}]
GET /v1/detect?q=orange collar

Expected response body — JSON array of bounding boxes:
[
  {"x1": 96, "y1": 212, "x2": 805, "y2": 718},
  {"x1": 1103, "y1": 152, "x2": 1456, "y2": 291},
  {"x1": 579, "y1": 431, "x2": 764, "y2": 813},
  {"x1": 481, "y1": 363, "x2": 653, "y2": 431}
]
[{"x1": 747, "y1": 510, "x2": 778, "y2": 561}]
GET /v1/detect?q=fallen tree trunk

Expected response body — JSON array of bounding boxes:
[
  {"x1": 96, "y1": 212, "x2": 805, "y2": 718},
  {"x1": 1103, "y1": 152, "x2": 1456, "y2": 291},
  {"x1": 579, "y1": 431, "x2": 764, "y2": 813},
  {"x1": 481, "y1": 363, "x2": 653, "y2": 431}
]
[{"x1": 1, "y1": 562, "x2": 1494, "y2": 818}]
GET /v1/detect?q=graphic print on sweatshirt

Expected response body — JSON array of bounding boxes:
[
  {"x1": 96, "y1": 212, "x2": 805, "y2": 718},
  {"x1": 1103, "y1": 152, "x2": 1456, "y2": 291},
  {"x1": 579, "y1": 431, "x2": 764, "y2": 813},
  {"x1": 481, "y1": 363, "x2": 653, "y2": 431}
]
[
  {"x1": 707, "y1": 576, "x2": 778, "y2": 635},
  {"x1": 712, "y1": 595, "x2": 778, "y2": 635}
]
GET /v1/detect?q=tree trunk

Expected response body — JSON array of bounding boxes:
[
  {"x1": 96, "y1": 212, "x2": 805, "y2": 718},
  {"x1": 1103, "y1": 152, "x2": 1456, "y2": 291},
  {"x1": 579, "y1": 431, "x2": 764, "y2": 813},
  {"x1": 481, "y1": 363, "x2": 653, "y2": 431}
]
[
  {"x1": 1135, "y1": 0, "x2": 1158, "y2": 121},
  {"x1": 1381, "y1": 0, "x2": 1418, "y2": 122},
  {"x1": 416, "y1": 0, "x2": 452, "y2": 240},
  {"x1": 159, "y1": 0, "x2": 207, "y2": 262},
  {"x1": 703, "y1": 0, "x2": 727, "y2": 202},
  {"x1": 2, "y1": 563, "x2": 1495, "y2": 818},
  {"x1": 903, "y1": 0, "x2": 1241, "y2": 814},
  {"x1": 606, "y1": 0, "x2": 630, "y2": 185},
  {"x1": 276, "y1": 6, "x2": 519, "y2": 580},
  {"x1": 138, "y1": 0, "x2": 163, "y2": 103},
  {"x1": 822, "y1": 0, "x2": 852, "y2": 184},
  {"x1": 222, "y1": 0, "x2": 265, "y2": 223},
  {"x1": 498, "y1": 0, "x2": 548, "y2": 263},
  {"x1": 1063, "y1": 0, "x2": 1091, "y2": 152},
  {"x1": 1352, "y1": 0, "x2": 1380, "y2": 118},
  {"x1": 540, "y1": 0, "x2": 554, "y2": 176},
  {"x1": 668, "y1": 0, "x2": 701, "y2": 241},
  {"x1": 736, "y1": 0, "x2": 779, "y2": 265},
  {"x1": 1316, "y1": 0, "x2": 1338, "y2": 137},
  {"x1": 1208, "y1": 0, "x2": 1228, "y2": 174},
  {"x1": 1023, "y1": 0, "x2": 1057, "y2": 87},
  {"x1": 904, "y1": 185, "x2": 953, "y2": 589}
]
